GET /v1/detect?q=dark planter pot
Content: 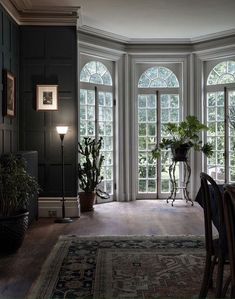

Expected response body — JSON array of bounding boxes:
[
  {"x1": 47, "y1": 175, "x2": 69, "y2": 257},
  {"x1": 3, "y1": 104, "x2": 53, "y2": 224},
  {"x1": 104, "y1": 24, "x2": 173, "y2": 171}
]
[
  {"x1": 171, "y1": 144, "x2": 191, "y2": 161},
  {"x1": 79, "y1": 192, "x2": 96, "y2": 212},
  {"x1": 0, "y1": 210, "x2": 29, "y2": 254}
]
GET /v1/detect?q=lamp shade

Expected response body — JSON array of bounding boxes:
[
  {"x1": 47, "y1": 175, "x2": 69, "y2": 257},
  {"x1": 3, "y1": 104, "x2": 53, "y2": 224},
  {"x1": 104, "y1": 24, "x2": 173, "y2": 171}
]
[{"x1": 56, "y1": 126, "x2": 68, "y2": 135}]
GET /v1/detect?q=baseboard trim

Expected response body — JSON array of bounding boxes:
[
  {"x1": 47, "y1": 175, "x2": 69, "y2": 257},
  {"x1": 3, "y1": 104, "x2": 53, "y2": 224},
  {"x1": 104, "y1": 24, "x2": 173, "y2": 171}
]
[{"x1": 38, "y1": 197, "x2": 80, "y2": 218}]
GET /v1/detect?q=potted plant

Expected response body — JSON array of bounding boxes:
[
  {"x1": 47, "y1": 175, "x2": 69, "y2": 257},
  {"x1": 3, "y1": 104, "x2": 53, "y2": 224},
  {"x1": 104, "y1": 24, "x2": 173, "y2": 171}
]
[
  {"x1": 78, "y1": 137, "x2": 109, "y2": 212},
  {"x1": 152, "y1": 115, "x2": 213, "y2": 161},
  {"x1": 0, "y1": 153, "x2": 40, "y2": 253}
]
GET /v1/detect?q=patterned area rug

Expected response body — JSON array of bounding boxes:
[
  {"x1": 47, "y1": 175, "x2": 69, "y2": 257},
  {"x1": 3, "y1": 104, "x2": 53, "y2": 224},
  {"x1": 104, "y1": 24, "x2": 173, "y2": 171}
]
[{"x1": 28, "y1": 236, "x2": 207, "y2": 299}]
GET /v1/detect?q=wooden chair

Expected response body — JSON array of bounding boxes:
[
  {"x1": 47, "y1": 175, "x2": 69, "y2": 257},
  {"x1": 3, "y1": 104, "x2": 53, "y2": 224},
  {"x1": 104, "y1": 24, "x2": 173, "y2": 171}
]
[
  {"x1": 199, "y1": 172, "x2": 228, "y2": 298},
  {"x1": 223, "y1": 189, "x2": 235, "y2": 298}
]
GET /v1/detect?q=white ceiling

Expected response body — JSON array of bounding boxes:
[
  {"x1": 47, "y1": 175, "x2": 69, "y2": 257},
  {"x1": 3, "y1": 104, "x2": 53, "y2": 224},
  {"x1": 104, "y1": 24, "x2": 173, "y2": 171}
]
[{"x1": 6, "y1": 0, "x2": 235, "y2": 41}]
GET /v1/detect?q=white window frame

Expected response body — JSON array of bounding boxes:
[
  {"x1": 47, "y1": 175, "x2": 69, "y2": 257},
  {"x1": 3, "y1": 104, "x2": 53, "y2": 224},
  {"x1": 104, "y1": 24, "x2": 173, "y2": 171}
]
[
  {"x1": 203, "y1": 58, "x2": 235, "y2": 183},
  {"x1": 194, "y1": 45, "x2": 235, "y2": 195},
  {"x1": 77, "y1": 40, "x2": 126, "y2": 201},
  {"x1": 130, "y1": 56, "x2": 188, "y2": 200}
]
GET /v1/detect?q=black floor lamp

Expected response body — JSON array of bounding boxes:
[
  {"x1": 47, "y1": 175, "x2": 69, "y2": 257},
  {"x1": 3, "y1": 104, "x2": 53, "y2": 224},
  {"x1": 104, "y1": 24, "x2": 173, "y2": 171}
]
[{"x1": 55, "y1": 126, "x2": 73, "y2": 223}]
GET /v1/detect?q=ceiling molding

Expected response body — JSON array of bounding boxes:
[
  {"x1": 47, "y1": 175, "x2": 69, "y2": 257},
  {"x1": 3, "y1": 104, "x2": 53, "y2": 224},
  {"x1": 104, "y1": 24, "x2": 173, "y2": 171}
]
[
  {"x1": 78, "y1": 25, "x2": 130, "y2": 44},
  {"x1": 10, "y1": 0, "x2": 32, "y2": 10},
  {"x1": 18, "y1": 7, "x2": 80, "y2": 26},
  {"x1": 0, "y1": 0, "x2": 20, "y2": 23},
  {"x1": 191, "y1": 29, "x2": 235, "y2": 43},
  {"x1": 78, "y1": 24, "x2": 235, "y2": 46},
  {"x1": 0, "y1": 0, "x2": 80, "y2": 25},
  {"x1": 78, "y1": 25, "x2": 192, "y2": 45}
]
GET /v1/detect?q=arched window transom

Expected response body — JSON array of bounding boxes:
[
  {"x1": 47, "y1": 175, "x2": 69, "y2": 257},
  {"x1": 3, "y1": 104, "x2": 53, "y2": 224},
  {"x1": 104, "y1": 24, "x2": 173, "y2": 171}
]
[
  {"x1": 138, "y1": 66, "x2": 179, "y2": 88},
  {"x1": 80, "y1": 61, "x2": 112, "y2": 86},
  {"x1": 207, "y1": 61, "x2": 235, "y2": 85}
]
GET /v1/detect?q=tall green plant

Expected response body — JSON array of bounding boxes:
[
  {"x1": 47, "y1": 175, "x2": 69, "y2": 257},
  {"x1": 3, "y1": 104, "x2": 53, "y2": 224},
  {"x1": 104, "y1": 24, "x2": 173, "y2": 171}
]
[
  {"x1": 78, "y1": 137, "x2": 108, "y2": 197},
  {"x1": 0, "y1": 154, "x2": 40, "y2": 216},
  {"x1": 152, "y1": 115, "x2": 213, "y2": 158}
]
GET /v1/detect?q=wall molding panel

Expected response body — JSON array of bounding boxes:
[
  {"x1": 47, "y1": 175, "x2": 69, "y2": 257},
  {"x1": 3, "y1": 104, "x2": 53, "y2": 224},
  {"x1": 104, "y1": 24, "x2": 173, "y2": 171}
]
[
  {"x1": 0, "y1": 4, "x2": 19, "y2": 155},
  {"x1": 38, "y1": 197, "x2": 80, "y2": 218},
  {"x1": 20, "y1": 26, "x2": 78, "y2": 197}
]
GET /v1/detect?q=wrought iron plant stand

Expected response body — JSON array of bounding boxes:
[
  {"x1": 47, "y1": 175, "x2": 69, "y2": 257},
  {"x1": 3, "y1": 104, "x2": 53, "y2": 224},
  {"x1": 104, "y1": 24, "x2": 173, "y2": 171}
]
[{"x1": 167, "y1": 156, "x2": 193, "y2": 206}]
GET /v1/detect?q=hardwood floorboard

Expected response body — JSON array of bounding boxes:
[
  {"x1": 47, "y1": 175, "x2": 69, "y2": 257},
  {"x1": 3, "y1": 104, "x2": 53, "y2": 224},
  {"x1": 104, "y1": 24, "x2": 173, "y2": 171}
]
[{"x1": 0, "y1": 200, "x2": 205, "y2": 298}]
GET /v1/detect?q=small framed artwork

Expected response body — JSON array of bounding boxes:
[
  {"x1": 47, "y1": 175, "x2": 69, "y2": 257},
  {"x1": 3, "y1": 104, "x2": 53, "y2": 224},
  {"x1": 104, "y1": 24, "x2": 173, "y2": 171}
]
[
  {"x1": 3, "y1": 70, "x2": 16, "y2": 117},
  {"x1": 36, "y1": 85, "x2": 58, "y2": 111}
]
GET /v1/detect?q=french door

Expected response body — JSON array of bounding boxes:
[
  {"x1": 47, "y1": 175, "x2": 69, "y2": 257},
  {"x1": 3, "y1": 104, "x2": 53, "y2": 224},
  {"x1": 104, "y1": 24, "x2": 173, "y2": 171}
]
[
  {"x1": 205, "y1": 87, "x2": 235, "y2": 183},
  {"x1": 80, "y1": 60, "x2": 115, "y2": 202},
  {"x1": 137, "y1": 89, "x2": 181, "y2": 198}
]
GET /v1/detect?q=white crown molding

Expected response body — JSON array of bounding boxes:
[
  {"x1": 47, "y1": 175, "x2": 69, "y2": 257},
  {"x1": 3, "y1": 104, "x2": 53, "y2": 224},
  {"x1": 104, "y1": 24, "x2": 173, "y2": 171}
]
[
  {"x1": 78, "y1": 25, "x2": 130, "y2": 43},
  {"x1": 79, "y1": 41, "x2": 125, "y2": 61},
  {"x1": 128, "y1": 38, "x2": 191, "y2": 44},
  {"x1": 78, "y1": 24, "x2": 235, "y2": 46},
  {"x1": 78, "y1": 25, "x2": 191, "y2": 44},
  {"x1": 0, "y1": 0, "x2": 80, "y2": 25},
  {"x1": 193, "y1": 44, "x2": 235, "y2": 60},
  {"x1": 191, "y1": 28, "x2": 235, "y2": 43}
]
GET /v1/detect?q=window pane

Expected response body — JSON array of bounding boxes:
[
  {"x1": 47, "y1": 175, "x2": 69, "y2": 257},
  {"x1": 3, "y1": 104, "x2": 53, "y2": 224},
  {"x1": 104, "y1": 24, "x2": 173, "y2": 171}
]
[
  {"x1": 206, "y1": 92, "x2": 225, "y2": 183},
  {"x1": 138, "y1": 94, "x2": 157, "y2": 193},
  {"x1": 138, "y1": 109, "x2": 147, "y2": 122},
  {"x1": 80, "y1": 68, "x2": 90, "y2": 82},
  {"x1": 138, "y1": 66, "x2": 179, "y2": 88},
  {"x1": 80, "y1": 61, "x2": 112, "y2": 86},
  {"x1": 90, "y1": 73, "x2": 102, "y2": 84},
  {"x1": 138, "y1": 95, "x2": 147, "y2": 107},
  {"x1": 87, "y1": 90, "x2": 95, "y2": 105},
  {"x1": 207, "y1": 61, "x2": 235, "y2": 85},
  {"x1": 160, "y1": 94, "x2": 180, "y2": 193},
  {"x1": 229, "y1": 91, "x2": 235, "y2": 183},
  {"x1": 87, "y1": 106, "x2": 95, "y2": 120},
  {"x1": 102, "y1": 72, "x2": 112, "y2": 86}
]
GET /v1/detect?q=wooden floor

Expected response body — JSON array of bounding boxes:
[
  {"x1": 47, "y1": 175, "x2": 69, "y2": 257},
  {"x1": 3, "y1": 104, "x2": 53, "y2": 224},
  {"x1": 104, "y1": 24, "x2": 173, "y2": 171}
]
[{"x1": 0, "y1": 200, "x2": 205, "y2": 298}]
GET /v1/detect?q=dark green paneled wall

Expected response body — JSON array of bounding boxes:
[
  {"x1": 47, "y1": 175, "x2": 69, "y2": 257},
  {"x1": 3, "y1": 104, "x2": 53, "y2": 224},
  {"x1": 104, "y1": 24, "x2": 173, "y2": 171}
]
[
  {"x1": 20, "y1": 26, "x2": 78, "y2": 197},
  {"x1": 0, "y1": 5, "x2": 19, "y2": 155}
]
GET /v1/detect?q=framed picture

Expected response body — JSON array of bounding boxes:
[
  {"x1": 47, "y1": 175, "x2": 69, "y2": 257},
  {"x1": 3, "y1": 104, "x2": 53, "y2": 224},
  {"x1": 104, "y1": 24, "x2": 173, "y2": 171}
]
[
  {"x1": 3, "y1": 70, "x2": 16, "y2": 117},
  {"x1": 36, "y1": 85, "x2": 58, "y2": 111}
]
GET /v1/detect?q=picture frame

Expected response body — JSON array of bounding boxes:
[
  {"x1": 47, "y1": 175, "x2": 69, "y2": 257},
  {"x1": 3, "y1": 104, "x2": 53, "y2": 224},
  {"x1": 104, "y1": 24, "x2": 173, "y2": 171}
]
[
  {"x1": 3, "y1": 70, "x2": 16, "y2": 117},
  {"x1": 36, "y1": 85, "x2": 58, "y2": 111}
]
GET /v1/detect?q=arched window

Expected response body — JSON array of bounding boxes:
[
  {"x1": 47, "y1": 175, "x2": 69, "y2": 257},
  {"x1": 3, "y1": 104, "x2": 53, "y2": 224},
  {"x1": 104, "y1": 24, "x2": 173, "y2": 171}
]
[
  {"x1": 137, "y1": 65, "x2": 181, "y2": 198},
  {"x1": 207, "y1": 61, "x2": 235, "y2": 85},
  {"x1": 80, "y1": 61, "x2": 112, "y2": 85},
  {"x1": 80, "y1": 60, "x2": 114, "y2": 201},
  {"x1": 205, "y1": 60, "x2": 235, "y2": 183},
  {"x1": 138, "y1": 66, "x2": 179, "y2": 88}
]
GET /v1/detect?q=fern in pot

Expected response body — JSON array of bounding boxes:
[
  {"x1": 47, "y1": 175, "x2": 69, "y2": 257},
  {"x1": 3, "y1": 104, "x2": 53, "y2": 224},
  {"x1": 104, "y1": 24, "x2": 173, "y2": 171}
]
[
  {"x1": 0, "y1": 153, "x2": 40, "y2": 253},
  {"x1": 78, "y1": 137, "x2": 109, "y2": 212},
  {"x1": 152, "y1": 115, "x2": 213, "y2": 161}
]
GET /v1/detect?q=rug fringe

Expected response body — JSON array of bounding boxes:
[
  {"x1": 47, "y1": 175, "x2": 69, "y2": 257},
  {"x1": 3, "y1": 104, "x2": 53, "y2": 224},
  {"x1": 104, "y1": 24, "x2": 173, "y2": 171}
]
[{"x1": 59, "y1": 234, "x2": 206, "y2": 240}]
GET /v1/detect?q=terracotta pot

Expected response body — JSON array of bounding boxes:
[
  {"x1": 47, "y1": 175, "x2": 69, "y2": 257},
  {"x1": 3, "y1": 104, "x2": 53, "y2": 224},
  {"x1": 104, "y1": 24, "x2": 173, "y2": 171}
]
[{"x1": 79, "y1": 192, "x2": 96, "y2": 212}]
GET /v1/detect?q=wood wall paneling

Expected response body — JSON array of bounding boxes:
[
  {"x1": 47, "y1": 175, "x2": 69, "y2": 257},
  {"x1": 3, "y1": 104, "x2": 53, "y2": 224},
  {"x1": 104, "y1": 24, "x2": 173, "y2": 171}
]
[
  {"x1": 24, "y1": 131, "x2": 45, "y2": 158},
  {"x1": 0, "y1": 5, "x2": 19, "y2": 155},
  {"x1": 20, "y1": 26, "x2": 78, "y2": 197},
  {"x1": 52, "y1": 97, "x2": 76, "y2": 125},
  {"x1": 45, "y1": 28, "x2": 75, "y2": 58},
  {"x1": 21, "y1": 28, "x2": 45, "y2": 59},
  {"x1": 46, "y1": 164, "x2": 76, "y2": 196}
]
